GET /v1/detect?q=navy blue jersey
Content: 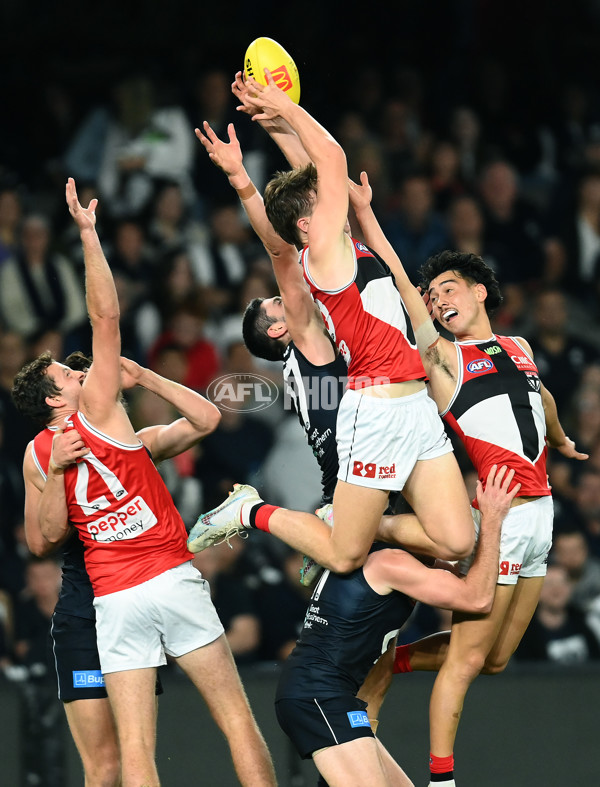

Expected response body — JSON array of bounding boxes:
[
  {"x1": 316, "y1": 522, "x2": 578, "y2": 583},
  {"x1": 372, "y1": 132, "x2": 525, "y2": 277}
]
[
  {"x1": 276, "y1": 547, "x2": 415, "y2": 700},
  {"x1": 54, "y1": 533, "x2": 95, "y2": 620},
  {"x1": 282, "y1": 341, "x2": 347, "y2": 504}
]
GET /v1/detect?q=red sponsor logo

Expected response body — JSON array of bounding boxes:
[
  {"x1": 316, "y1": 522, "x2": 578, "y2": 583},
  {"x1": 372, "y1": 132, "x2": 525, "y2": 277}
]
[
  {"x1": 353, "y1": 461, "x2": 376, "y2": 478},
  {"x1": 378, "y1": 463, "x2": 396, "y2": 479},
  {"x1": 271, "y1": 65, "x2": 294, "y2": 92},
  {"x1": 499, "y1": 560, "x2": 509, "y2": 576},
  {"x1": 510, "y1": 562, "x2": 522, "y2": 575}
]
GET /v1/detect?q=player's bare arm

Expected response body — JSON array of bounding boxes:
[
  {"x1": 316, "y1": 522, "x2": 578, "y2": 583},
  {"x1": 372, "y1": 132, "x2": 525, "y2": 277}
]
[
  {"x1": 515, "y1": 337, "x2": 588, "y2": 461},
  {"x1": 368, "y1": 465, "x2": 519, "y2": 609},
  {"x1": 119, "y1": 357, "x2": 221, "y2": 461},
  {"x1": 243, "y1": 73, "x2": 352, "y2": 288},
  {"x1": 24, "y1": 429, "x2": 87, "y2": 551},
  {"x1": 66, "y1": 178, "x2": 133, "y2": 439},
  {"x1": 197, "y1": 120, "x2": 331, "y2": 358},
  {"x1": 232, "y1": 71, "x2": 311, "y2": 169}
]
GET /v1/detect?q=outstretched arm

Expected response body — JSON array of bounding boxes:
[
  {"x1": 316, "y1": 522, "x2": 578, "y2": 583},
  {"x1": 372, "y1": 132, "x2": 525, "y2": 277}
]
[
  {"x1": 241, "y1": 72, "x2": 349, "y2": 267},
  {"x1": 195, "y1": 121, "x2": 320, "y2": 345},
  {"x1": 120, "y1": 358, "x2": 221, "y2": 461},
  {"x1": 232, "y1": 71, "x2": 311, "y2": 169},
  {"x1": 349, "y1": 172, "x2": 442, "y2": 356},
  {"x1": 65, "y1": 178, "x2": 124, "y2": 427}
]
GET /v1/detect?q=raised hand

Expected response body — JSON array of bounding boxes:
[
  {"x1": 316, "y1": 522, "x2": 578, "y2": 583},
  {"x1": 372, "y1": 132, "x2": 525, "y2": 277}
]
[
  {"x1": 552, "y1": 435, "x2": 589, "y2": 461},
  {"x1": 348, "y1": 171, "x2": 373, "y2": 213},
  {"x1": 241, "y1": 71, "x2": 294, "y2": 121},
  {"x1": 65, "y1": 177, "x2": 97, "y2": 232},
  {"x1": 119, "y1": 357, "x2": 144, "y2": 390},
  {"x1": 195, "y1": 122, "x2": 244, "y2": 178}
]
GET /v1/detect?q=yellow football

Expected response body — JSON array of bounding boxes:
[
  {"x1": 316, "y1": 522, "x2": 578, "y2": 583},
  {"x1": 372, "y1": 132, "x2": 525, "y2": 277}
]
[{"x1": 244, "y1": 37, "x2": 301, "y2": 104}]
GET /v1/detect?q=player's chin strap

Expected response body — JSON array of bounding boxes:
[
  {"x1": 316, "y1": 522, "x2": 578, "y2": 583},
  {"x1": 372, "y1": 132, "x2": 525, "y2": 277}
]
[{"x1": 415, "y1": 319, "x2": 440, "y2": 355}]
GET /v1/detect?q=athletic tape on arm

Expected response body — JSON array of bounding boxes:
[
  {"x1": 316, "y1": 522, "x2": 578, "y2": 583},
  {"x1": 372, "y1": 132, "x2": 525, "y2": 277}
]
[{"x1": 415, "y1": 320, "x2": 439, "y2": 354}]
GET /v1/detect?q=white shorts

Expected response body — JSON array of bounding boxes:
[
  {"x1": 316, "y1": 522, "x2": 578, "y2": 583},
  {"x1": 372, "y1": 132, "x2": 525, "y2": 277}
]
[
  {"x1": 94, "y1": 560, "x2": 224, "y2": 674},
  {"x1": 336, "y1": 387, "x2": 453, "y2": 491},
  {"x1": 459, "y1": 496, "x2": 554, "y2": 585}
]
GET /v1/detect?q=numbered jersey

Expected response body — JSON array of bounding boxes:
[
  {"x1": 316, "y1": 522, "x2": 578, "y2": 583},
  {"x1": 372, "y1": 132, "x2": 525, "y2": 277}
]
[
  {"x1": 282, "y1": 341, "x2": 347, "y2": 504},
  {"x1": 32, "y1": 412, "x2": 192, "y2": 596},
  {"x1": 276, "y1": 545, "x2": 415, "y2": 700},
  {"x1": 301, "y1": 238, "x2": 425, "y2": 388},
  {"x1": 441, "y1": 335, "x2": 551, "y2": 501}
]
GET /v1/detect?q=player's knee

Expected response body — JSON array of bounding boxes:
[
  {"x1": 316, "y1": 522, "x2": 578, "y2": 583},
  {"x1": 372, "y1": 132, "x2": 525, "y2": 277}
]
[
  {"x1": 454, "y1": 648, "x2": 487, "y2": 680},
  {"x1": 481, "y1": 655, "x2": 510, "y2": 675},
  {"x1": 443, "y1": 527, "x2": 475, "y2": 561},
  {"x1": 85, "y1": 759, "x2": 120, "y2": 787},
  {"x1": 328, "y1": 552, "x2": 366, "y2": 574}
]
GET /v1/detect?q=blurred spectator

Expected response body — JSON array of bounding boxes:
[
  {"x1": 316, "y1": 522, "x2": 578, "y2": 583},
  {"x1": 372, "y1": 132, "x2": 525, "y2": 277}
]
[
  {"x1": 379, "y1": 99, "x2": 422, "y2": 190},
  {"x1": 550, "y1": 167, "x2": 600, "y2": 300},
  {"x1": 552, "y1": 528, "x2": 600, "y2": 614},
  {"x1": 428, "y1": 139, "x2": 467, "y2": 213},
  {"x1": 194, "y1": 392, "x2": 274, "y2": 511},
  {"x1": 12, "y1": 556, "x2": 66, "y2": 787},
  {"x1": 0, "y1": 330, "x2": 38, "y2": 468},
  {"x1": 96, "y1": 74, "x2": 196, "y2": 219},
  {"x1": 192, "y1": 539, "x2": 261, "y2": 664},
  {"x1": 478, "y1": 159, "x2": 546, "y2": 288},
  {"x1": 0, "y1": 187, "x2": 22, "y2": 265},
  {"x1": 445, "y1": 194, "x2": 512, "y2": 275},
  {"x1": 524, "y1": 287, "x2": 599, "y2": 414},
  {"x1": 255, "y1": 548, "x2": 313, "y2": 662},
  {"x1": 148, "y1": 295, "x2": 220, "y2": 392},
  {"x1": 572, "y1": 469, "x2": 600, "y2": 558},
  {"x1": 449, "y1": 106, "x2": 485, "y2": 185},
  {"x1": 515, "y1": 564, "x2": 600, "y2": 664},
  {"x1": 212, "y1": 269, "x2": 278, "y2": 354},
  {"x1": 0, "y1": 214, "x2": 87, "y2": 341},
  {"x1": 383, "y1": 170, "x2": 450, "y2": 279},
  {"x1": 109, "y1": 217, "x2": 156, "y2": 299},
  {"x1": 147, "y1": 180, "x2": 207, "y2": 260},
  {"x1": 190, "y1": 202, "x2": 258, "y2": 318}
]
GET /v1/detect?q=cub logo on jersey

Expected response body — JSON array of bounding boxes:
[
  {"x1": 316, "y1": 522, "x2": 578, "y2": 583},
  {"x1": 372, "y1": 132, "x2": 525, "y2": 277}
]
[
  {"x1": 467, "y1": 358, "x2": 494, "y2": 373},
  {"x1": 353, "y1": 461, "x2": 376, "y2": 478}
]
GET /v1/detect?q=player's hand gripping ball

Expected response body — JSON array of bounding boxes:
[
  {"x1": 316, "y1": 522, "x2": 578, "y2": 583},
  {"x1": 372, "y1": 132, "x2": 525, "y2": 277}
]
[{"x1": 244, "y1": 37, "x2": 300, "y2": 104}]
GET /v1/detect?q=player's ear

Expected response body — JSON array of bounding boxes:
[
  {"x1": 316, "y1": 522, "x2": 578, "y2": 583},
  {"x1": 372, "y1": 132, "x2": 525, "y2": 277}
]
[
  {"x1": 474, "y1": 282, "x2": 487, "y2": 302},
  {"x1": 297, "y1": 216, "x2": 310, "y2": 235},
  {"x1": 267, "y1": 321, "x2": 286, "y2": 338},
  {"x1": 45, "y1": 394, "x2": 63, "y2": 409}
]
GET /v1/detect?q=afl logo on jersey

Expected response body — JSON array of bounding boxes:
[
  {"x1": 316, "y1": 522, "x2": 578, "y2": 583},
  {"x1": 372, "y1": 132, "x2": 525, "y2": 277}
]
[
  {"x1": 467, "y1": 358, "x2": 494, "y2": 373},
  {"x1": 356, "y1": 242, "x2": 369, "y2": 253}
]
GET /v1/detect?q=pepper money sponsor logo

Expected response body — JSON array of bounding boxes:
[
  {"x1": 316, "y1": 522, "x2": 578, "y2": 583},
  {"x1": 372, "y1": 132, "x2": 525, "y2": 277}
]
[
  {"x1": 207, "y1": 373, "x2": 280, "y2": 413},
  {"x1": 87, "y1": 496, "x2": 157, "y2": 542}
]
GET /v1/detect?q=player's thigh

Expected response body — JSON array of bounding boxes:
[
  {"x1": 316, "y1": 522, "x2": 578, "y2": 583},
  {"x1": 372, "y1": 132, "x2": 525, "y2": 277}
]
[
  {"x1": 331, "y1": 480, "x2": 389, "y2": 559},
  {"x1": 376, "y1": 739, "x2": 415, "y2": 787},
  {"x1": 104, "y1": 667, "x2": 158, "y2": 741},
  {"x1": 64, "y1": 697, "x2": 119, "y2": 765},
  {"x1": 402, "y1": 452, "x2": 473, "y2": 539},
  {"x1": 485, "y1": 576, "x2": 545, "y2": 671},
  {"x1": 175, "y1": 635, "x2": 253, "y2": 729},
  {"x1": 313, "y1": 737, "x2": 392, "y2": 787}
]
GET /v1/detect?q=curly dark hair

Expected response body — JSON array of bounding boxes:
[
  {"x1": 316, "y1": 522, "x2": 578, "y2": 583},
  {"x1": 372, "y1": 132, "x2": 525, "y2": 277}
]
[
  {"x1": 419, "y1": 250, "x2": 503, "y2": 314},
  {"x1": 242, "y1": 298, "x2": 286, "y2": 362},
  {"x1": 11, "y1": 351, "x2": 59, "y2": 425},
  {"x1": 263, "y1": 163, "x2": 317, "y2": 249}
]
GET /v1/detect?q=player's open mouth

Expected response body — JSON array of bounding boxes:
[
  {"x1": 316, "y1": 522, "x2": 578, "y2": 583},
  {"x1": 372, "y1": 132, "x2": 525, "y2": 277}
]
[{"x1": 442, "y1": 309, "x2": 458, "y2": 322}]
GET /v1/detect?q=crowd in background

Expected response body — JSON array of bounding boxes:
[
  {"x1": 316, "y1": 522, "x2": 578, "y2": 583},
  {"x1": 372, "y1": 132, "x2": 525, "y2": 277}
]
[{"x1": 3, "y1": 11, "x2": 600, "y2": 711}]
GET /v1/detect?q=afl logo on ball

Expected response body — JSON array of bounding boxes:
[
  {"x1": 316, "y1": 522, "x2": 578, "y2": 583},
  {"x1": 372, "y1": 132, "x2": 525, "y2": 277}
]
[{"x1": 467, "y1": 358, "x2": 494, "y2": 373}]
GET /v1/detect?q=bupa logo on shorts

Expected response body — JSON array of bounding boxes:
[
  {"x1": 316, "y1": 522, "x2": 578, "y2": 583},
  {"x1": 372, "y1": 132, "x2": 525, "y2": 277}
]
[
  {"x1": 72, "y1": 670, "x2": 105, "y2": 688},
  {"x1": 352, "y1": 461, "x2": 376, "y2": 478},
  {"x1": 347, "y1": 710, "x2": 371, "y2": 728},
  {"x1": 467, "y1": 358, "x2": 494, "y2": 373}
]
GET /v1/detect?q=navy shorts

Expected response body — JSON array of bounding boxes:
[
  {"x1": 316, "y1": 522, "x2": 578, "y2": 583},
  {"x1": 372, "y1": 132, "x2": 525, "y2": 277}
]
[
  {"x1": 275, "y1": 695, "x2": 374, "y2": 759},
  {"x1": 51, "y1": 612, "x2": 163, "y2": 702}
]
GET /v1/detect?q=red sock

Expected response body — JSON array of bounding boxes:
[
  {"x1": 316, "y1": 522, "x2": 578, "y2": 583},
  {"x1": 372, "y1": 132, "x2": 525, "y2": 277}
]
[
  {"x1": 429, "y1": 753, "x2": 454, "y2": 776},
  {"x1": 249, "y1": 503, "x2": 279, "y2": 533},
  {"x1": 393, "y1": 644, "x2": 413, "y2": 674}
]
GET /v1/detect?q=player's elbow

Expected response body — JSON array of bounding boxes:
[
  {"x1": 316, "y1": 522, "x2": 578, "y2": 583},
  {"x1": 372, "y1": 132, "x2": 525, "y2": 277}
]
[
  {"x1": 205, "y1": 404, "x2": 221, "y2": 433},
  {"x1": 467, "y1": 592, "x2": 494, "y2": 616}
]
